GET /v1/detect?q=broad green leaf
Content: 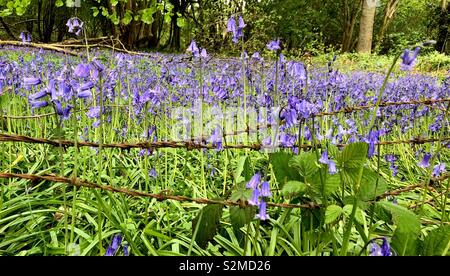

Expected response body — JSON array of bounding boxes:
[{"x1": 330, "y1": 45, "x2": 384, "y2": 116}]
[
  {"x1": 230, "y1": 206, "x2": 256, "y2": 241},
  {"x1": 343, "y1": 204, "x2": 365, "y2": 225},
  {"x1": 122, "y1": 10, "x2": 133, "y2": 25},
  {"x1": 176, "y1": 17, "x2": 186, "y2": 28},
  {"x1": 325, "y1": 205, "x2": 343, "y2": 224},
  {"x1": 289, "y1": 151, "x2": 319, "y2": 178},
  {"x1": 337, "y1": 142, "x2": 368, "y2": 169},
  {"x1": 234, "y1": 155, "x2": 252, "y2": 183},
  {"x1": 270, "y1": 152, "x2": 301, "y2": 188},
  {"x1": 56, "y1": 0, "x2": 64, "y2": 7},
  {"x1": 377, "y1": 201, "x2": 420, "y2": 256},
  {"x1": 230, "y1": 185, "x2": 252, "y2": 202},
  {"x1": 358, "y1": 168, "x2": 388, "y2": 201},
  {"x1": 281, "y1": 181, "x2": 306, "y2": 197},
  {"x1": 192, "y1": 204, "x2": 223, "y2": 249},
  {"x1": 421, "y1": 226, "x2": 450, "y2": 256}
]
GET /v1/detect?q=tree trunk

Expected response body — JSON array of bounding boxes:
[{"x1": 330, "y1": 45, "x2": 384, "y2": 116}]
[
  {"x1": 169, "y1": 1, "x2": 181, "y2": 51},
  {"x1": 341, "y1": 0, "x2": 363, "y2": 53},
  {"x1": 37, "y1": 0, "x2": 43, "y2": 41},
  {"x1": 436, "y1": 0, "x2": 449, "y2": 53},
  {"x1": 377, "y1": 0, "x2": 399, "y2": 45},
  {"x1": 42, "y1": 0, "x2": 56, "y2": 42},
  {"x1": 0, "y1": 18, "x2": 16, "y2": 39},
  {"x1": 356, "y1": 0, "x2": 377, "y2": 53}
]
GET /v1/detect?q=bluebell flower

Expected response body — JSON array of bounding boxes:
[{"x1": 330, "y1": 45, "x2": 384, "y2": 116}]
[
  {"x1": 187, "y1": 40, "x2": 200, "y2": 57},
  {"x1": 319, "y1": 150, "x2": 329, "y2": 164},
  {"x1": 86, "y1": 106, "x2": 101, "y2": 119},
  {"x1": 267, "y1": 39, "x2": 281, "y2": 51},
  {"x1": 149, "y1": 168, "x2": 157, "y2": 179},
  {"x1": 256, "y1": 200, "x2": 270, "y2": 221},
  {"x1": 30, "y1": 101, "x2": 48, "y2": 109},
  {"x1": 19, "y1": 32, "x2": 32, "y2": 43},
  {"x1": 400, "y1": 47, "x2": 420, "y2": 71},
  {"x1": 369, "y1": 237, "x2": 392, "y2": 256},
  {"x1": 418, "y1": 153, "x2": 432, "y2": 168},
  {"x1": 260, "y1": 181, "x2": 272, "y2": 197},
  {"x1": 248, "y1": 188, "x2": 261, "y2": 206},
  {"x1": 328, "y1": 161, "x2": 337, "y2": 175},
  {"x1": 24, "y1": 77, "x2": 41, "y2": 86},
  {"x1": 66, "y1": 17, "x2": 84, "y2": 36},
  {"x1": 246, "y1": 173, "x2": 261, "y2": 189},
  {"x1": 74, "y1": 63, "x2": 90, "y2": 78},
  {"x1": 432, "y1": 163, "x2": 446, "y2": 178}
]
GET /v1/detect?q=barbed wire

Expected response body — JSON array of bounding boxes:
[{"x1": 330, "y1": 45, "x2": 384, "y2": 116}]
[
  {"x1": 0, "y1": 172, "x2": 447, "y2": 210},
  {"x1": 0, "y1": 133, "x2": 449, "y2": 151}
]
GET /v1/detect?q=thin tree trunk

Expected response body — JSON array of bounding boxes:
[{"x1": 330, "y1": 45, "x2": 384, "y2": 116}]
[
  {"x1": 0, "y1": 18, "x2": 16, "y2": 39},
  {"x1": 377, "y1": 0, "x2": 399, "y2": 45},
  {"x1": 356, "y1": 0, "x2": 377, "y2": 53},
  {"x1": 436, "y1": 0, "x2": 449, "y2": 53},
  {"x1": 341, "y1": 0, "x2": 363, "y2": 52}
]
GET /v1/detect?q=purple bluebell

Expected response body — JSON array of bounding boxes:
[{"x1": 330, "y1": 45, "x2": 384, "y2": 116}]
[
  {"x1": 30, "y1": 101, "x2": 48, "y2": 109},
  {"x1": 246, "y1": 173, "x2": 261, "y2": 189},
  {"x1": 149, "y1": 168, "x2": 157, "y2": 179},
  {"x1": 86, "y1": 106, "x2": 101, "y2": 119},
  {"x1": 418, "y1": 153, "x2": 432, "y2": 168},
  {"x1": 248, "y1": 187, "x2": 261, "y2": 206},
  {"x1": 19, "y1": 32, "x2": 32, "y2": 43},
  {"x1": 66, "y1": 18, "x2": 84, "y2": 36},
  {"x1": 104, "y1": 234, "x2": 123, "y2": 256},
  {"x1": 432, "y1": 163, "x2": 446, "y2": 177},
  {"x1": 187, "y1": 40, "x2": 200, "y2": 57},
  {"x1": 260, "y1": 181, "x2": 272, "y2": 197},
  {"x1": 256, "y1": 200, "x2": 270, "y2": 221},
  {"x1": 74, "y1": 63, "x2": 90, "y2": 78},
  {"x1": 400, "y1": 47, "x2": 420, "y2": 71},
  {"x1": 319, "y1": 150, "x2": 329, "y2": 164},
  {"x1": 267, "y1": 39, "x2": 281, "y2": 51},
  {"x1": 24, "y1": 77, "x2": 41, "y2": 86}
]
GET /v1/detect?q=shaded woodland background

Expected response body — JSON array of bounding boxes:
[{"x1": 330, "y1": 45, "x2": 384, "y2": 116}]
[{"x1": 0, "y1": 0, "x2": 448, "y2": 56}]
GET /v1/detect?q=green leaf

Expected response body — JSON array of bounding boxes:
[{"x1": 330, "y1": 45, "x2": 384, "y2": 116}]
[
  {"x1": 270, "y1": 152, "x2": 301, "y2": 188},
  {"x1": 234, "y1": 156, "x2": 252, "y2": 183},
  {"x1": 337, "y1": 142, "x2": 368, "y2": 169},
  {"x1": 176, "y1": 17, "x2": 186, "y2": 28},
  {"x1": 230, "y1": 206, "x2": 256, "y2": 241},
  {"x1": 230, "y1": 184, "x2": 252, "y2": 202},
  {"x1": 343, "y1": 204, "x2": 365, "y2": 225},
  {"x1": 91, "y1": 7, "x2": 99, "y2": 17},
  {"x1": 122, "y1": 10, "x2": 133, "y2": 25},
  {"x1": 377, "y1": 201, "x2": 420, "y2": 256},
  {"x1": 192, "y1": 204, "x2": 223, "y2": 249},
  {"x1": 358, "y1": 168, "x2": 388, "y2": 201},
  {"x1": 281, "y1": 181, "x2": 306, "y2": 197},
  {"x1": 141, "y1": 7, "x2": 156, "y2": 24},
  {"x1": 421, "y1": 226, "x2": 450, "y2": 256},
  {"x1": 289, "y1": 151, "x2": 319, "y2": 179},
  {"x1": 325, "y1": 205, "x2": 343, "y2": 224},
  {"x1": 56, "y1": 0, "x2": 64, "y2": 7}
]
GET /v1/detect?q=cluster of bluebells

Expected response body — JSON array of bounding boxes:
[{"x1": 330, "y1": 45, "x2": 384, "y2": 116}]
[
  {"x1": 385, "y1": 154, "x2": 398, "y2": 176},
  {"x1": 319, "y1": 150, "x2": 337, "y2": 174},
  {"x1": 104, "y1": 234, "x2": 129, "y2": 256},
  {"x1": 66, "y1": 17, "x2": 84, "y2": 36},
  {"x1": 418, "y1": 153, "x2": 447, "y2": 177},
  {"x1": 186, "y1": 40, "x2": 208, "y2": 59},
  {"x1": 369, "y1": 237, "x2": 393, "y2": 256},
  {"x1": 227, "y1": 15, "x2": 245, "y2": 44},
  {"x1": 246, "y1": 173, "x2": 272, "y2": 221},
  {"x1": 400, "y1": 47, "x2": 420, "y2": 71},
  {"x1": 19, "y1": 32, "x2": 32, "y2": 43}
]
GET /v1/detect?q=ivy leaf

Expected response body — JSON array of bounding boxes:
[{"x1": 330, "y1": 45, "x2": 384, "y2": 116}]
[
  {"x1": 325, "y1": 205, "x2": 343, "y2": 224},
  {"x1": 176, "y1": 17, "x2": 186, "y2": 28},
  {"x1": 56, "y1": 0, "x2": 64, "y2": 7},
  {"x1": 192, "y1": 204, "x2": 223, "y2": 249}
]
